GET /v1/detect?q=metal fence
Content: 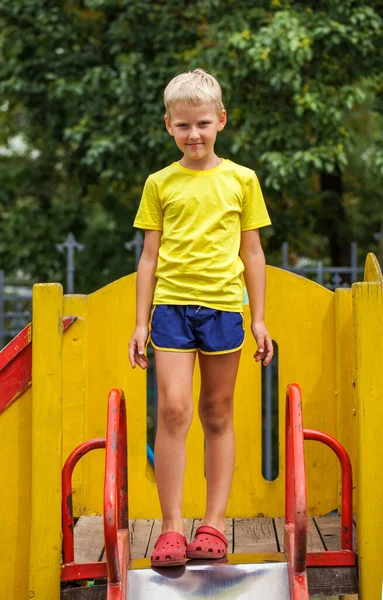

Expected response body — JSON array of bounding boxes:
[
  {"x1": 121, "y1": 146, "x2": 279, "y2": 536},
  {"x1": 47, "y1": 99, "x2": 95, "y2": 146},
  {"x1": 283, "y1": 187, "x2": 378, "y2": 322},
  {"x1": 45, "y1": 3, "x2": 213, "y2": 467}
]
[
  {"x1": 281, "y1": 241, "x2": 363, "y2": 289},
  {"x1": 0, "y1": 271, "x2": 32, "y2": 349}
]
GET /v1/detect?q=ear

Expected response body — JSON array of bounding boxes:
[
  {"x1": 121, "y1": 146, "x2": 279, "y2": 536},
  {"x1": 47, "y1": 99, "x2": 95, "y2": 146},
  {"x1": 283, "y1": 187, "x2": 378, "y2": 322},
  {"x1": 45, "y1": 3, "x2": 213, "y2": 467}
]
[
  {"x1": 217, "y1": 109, "x2": 227, "y2": 132},
  {"x1": 164, "y1": 113, "x2": 174, "y2": 136}
]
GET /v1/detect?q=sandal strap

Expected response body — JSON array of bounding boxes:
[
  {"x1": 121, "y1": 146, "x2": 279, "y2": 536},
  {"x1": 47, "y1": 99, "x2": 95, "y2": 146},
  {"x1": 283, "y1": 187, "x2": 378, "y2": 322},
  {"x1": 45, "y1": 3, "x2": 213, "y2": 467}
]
[
  {"x1": 195, "y1": 526, "x2": 228, "y2": 546},
  {"x1": 154, "y1": 531, "x2": 187, "y2": 548}
]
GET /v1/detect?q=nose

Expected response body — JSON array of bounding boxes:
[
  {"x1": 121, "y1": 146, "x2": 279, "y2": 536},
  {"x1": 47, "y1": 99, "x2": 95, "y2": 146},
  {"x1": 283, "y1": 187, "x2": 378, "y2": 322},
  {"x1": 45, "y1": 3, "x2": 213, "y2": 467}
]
[{"x1": 189, "y1": 127, "x2": 200, "y2": 140}]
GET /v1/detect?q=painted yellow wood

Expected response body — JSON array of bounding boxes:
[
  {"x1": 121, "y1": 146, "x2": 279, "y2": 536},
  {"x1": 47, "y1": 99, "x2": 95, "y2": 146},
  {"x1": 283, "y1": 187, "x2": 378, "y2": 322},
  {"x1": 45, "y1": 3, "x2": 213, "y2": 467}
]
[
  {"x1": 335, "y1": 288, "x2": 357, "y2": 511},
  {"x1": 28, "y1": 284, "x2": 64, "y2": 600},
  {"x1": 354, "y1": 256, "x2": 383, "y2": 600},
  {"x1": 262, "y1": 267, "x2": 338, "y2": 517},
  {"x1": 0, "y1": 386, "x2": 32, "y2": 600},
  {"x1": 66, "y1": 266, "x2": 338, "y2": 519},
  {"x1": 364, "y1": 252, "x2": 383, "y2": 283},
  {"x1": 62, "y1": 294, "x2": 89, "y2": 515}
]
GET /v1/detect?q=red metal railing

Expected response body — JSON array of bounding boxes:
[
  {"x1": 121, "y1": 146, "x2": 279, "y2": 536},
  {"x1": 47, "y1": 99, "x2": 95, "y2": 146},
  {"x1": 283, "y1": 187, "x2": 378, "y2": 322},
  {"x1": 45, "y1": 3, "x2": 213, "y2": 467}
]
[
  {"x1": 304, "y1": 428, "x2": 354, "y2": 567},
  {"x1": 285, "y1": 383, "x2": 309, "y2": 599},
  {"x1": 62, "y1": 437, "x2": 106, "y2": 566},
  {"x1": 61, "y1": 388, "x2": 129, "y2": 599},
  {"x1": 104, "y1": 388, "x2": 128, "y2": 586},
  {"x1": 285, "y1": 383, "x2": 356, "y2": 599}
]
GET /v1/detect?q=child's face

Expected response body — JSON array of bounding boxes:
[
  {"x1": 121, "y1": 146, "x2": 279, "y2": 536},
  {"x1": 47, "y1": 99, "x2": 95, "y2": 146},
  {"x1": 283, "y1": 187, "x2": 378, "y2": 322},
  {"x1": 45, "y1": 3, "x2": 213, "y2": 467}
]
[{"x1": 165, "y1": 103, "x2": 226, "y2": 165}]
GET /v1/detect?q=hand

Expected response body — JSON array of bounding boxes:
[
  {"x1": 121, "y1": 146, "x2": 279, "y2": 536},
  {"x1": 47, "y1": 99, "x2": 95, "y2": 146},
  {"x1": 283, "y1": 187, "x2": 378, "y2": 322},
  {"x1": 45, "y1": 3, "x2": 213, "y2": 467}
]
[
  {"x1": 251, "y1": 320, "x2": 274, "y2": 366},
  {"x1": 128, "y1": 325, "x2": 149, "y2": 369}
]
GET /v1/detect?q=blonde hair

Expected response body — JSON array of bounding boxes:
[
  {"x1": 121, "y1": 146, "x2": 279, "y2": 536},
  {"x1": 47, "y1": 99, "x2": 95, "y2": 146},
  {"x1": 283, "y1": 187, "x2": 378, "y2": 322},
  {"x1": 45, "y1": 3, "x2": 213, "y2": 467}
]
[{"x1": 164, "y1": 69, "x2": 224, "y2": 117}]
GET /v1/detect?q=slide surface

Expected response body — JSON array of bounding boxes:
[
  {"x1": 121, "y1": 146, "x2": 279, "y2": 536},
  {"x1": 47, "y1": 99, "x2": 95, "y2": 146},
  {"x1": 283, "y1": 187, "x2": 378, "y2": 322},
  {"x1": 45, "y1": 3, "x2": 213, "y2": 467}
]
[{"x1": 127, "y1": 555, "x2": 289, "y2": 599}]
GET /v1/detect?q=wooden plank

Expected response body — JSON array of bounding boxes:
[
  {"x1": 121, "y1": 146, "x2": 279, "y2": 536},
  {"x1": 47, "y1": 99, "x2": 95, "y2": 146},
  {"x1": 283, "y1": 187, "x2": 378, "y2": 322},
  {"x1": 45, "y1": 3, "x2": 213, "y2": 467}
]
[
  {"x1": 274, "y1": 517, "x2": 324, "y2": 553},
  {"x1": 308, "y1": 566, "x2": 358, "y2": 596},
  {"x1": 315, "y1": 514, "x2": 357, "y2": 552},
  {"x1": 147, "y1": 519, "x2": 194, "y2": 557},
  {"x1": 315, "y1": 515, "x2": 340, "y2": 550},
  {"x1": 129, "y1": 519, "x2": 154, "y2": 559},
  {"x1": 74, "y1": 516, "x2": 104, "y2": 563},
  {"x1": 234, "y1": 518, "x2": 277, "y2": 553},
  {"x1": 29, "y1": 284, "x2": 64, "y2": 600}
]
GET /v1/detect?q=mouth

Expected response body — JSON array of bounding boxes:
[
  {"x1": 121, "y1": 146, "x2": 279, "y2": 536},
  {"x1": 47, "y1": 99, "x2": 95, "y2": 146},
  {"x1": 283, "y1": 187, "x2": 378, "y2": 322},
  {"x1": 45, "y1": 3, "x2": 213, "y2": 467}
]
[{"x1": 187, "y1": 143, "x2": 203, "y2": 146}]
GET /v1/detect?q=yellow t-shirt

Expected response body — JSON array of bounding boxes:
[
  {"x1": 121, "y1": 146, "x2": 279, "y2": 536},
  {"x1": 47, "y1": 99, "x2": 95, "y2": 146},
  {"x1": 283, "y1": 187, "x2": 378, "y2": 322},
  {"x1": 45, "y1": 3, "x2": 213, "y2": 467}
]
[{"x1": 133, "y1": 159, "x2": 271, "y2": 312}]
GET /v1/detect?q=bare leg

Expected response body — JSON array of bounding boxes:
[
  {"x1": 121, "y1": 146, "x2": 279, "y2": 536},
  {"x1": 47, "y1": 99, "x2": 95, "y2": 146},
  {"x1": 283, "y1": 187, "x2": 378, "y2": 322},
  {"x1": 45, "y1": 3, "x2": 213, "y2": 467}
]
[
  {"x1": 198, "y1": 350, "x2": 241, "y2": 534},
  {"x1": 154, "y1": 350, "x2": 196, "y2": 535}
]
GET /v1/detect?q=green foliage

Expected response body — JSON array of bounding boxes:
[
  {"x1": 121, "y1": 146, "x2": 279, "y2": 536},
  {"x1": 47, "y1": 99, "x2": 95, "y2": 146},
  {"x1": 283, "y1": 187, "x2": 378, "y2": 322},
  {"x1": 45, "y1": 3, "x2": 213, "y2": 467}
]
[{"x1": 0, "y1": 0, "x2": 382, "y2": 290}]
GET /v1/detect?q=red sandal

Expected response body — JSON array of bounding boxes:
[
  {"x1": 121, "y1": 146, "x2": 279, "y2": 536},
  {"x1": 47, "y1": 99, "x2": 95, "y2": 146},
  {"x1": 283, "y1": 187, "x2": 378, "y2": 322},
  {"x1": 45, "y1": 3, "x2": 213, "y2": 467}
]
[
  {"x1": 186, "y1": 526, "x2": 228, "y2": 560},
  {"x1": 151, "y1": 532, "x2": 187, "y2": 567}
]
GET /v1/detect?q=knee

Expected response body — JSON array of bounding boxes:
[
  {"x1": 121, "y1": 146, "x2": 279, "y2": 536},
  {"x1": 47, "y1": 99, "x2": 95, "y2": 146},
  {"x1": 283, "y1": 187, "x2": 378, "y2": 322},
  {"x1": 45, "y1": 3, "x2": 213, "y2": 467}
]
[
  {"x1": 199, "y1": 397, "x2": 233, "y2": 435},
  {"x1": 158, "y1": 399, "x2": 193, "y2": 436}
]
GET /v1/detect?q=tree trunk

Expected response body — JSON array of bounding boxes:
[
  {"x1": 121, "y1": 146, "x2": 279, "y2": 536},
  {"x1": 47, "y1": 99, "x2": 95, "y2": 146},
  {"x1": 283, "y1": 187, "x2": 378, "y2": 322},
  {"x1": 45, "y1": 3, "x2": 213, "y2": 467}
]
[{"x1": 320, "y1": 166, "x2": 351, "y2": 267}]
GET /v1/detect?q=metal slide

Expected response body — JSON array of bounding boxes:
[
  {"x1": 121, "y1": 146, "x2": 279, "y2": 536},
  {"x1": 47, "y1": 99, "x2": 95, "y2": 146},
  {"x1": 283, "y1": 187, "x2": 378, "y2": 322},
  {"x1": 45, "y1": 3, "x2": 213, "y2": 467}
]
[{"x1": 127, "y1": 555, "x2": 290, "y2": 600}]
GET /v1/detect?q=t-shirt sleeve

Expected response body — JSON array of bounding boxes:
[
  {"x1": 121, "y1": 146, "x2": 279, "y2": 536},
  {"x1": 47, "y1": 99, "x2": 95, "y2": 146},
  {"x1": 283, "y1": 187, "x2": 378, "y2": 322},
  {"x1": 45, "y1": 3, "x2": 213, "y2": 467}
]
[
  {"x1": 133, "y1": 176, "x2": 163, "y2": 231},
  {"x1": 241, "y1": 172, "x2": 271, "y2": 231}
]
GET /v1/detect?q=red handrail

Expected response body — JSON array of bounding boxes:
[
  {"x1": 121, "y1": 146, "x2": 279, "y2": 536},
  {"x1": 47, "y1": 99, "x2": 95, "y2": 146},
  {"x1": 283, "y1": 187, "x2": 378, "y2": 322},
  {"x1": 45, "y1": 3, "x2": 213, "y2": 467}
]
[
  {"x1": 61, "y1": 388, "x2": 129, "y2": 596},
  {"x1": 62, "y1": 438, "x2": 106, "y2": 564},
  {"x1": 285, "y1": 383, "x2": 308, "y2": 584},
  {"x1": 304, "y1": 429, "x2": 353, "y2": 551},
  {"x1": 285, "y1": 383, "x2": 355, "y2": 598},
  {"x1": 104, "y1": 388, "x2": 128, "y2": 585}
]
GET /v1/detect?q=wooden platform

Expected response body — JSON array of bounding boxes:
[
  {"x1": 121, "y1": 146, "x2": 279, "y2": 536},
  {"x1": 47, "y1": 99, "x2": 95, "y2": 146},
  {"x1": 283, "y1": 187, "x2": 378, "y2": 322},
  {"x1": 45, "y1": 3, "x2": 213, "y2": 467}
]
[{"x1": 61, "y1": 515, "x2": 358, "y2": 598}]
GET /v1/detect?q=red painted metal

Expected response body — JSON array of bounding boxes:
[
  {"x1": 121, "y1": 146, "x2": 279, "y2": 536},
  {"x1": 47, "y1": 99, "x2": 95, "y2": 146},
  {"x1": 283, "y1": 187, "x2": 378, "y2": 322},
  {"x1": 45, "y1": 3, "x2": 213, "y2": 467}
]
[
  {"x1": 61, "y1": 561, "x2": 108, "y2": 581},
  {"x1": 104, "y1": 388, "x2": 128, "y2": 590},
  {"x1": 0, "y1": 316, "x2": 75, "y2": 413},
  {"x1": 61, "y1": 388, "x2": 129, "y2": 600},
  {"x1": 306, "y1": 551, "x2": 355, "y2": 567},
  {"x1": 62, "y1": 438, "x2": 106, "y2": 564},
  {"x1": 285, "y1": 383, "x2": 309, "y2": 599},
  {"x1": 304, "y1": 428, "x2": 353, "y2": 551},
  {"x1": 285, "y1": 383, "x2": 356, "y2": 600}
]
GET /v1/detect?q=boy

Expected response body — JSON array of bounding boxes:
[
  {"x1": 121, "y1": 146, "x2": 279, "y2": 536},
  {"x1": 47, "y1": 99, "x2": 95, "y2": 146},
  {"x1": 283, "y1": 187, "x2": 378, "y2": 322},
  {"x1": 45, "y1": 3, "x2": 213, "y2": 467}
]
[{"x1": 128, "y1": 69, "x2": 273, "y2": 567}]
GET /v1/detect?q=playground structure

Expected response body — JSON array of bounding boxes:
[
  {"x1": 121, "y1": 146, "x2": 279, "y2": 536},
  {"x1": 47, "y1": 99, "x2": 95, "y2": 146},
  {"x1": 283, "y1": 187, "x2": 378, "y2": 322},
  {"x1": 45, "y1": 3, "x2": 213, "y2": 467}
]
[{"x1": 0, "y1": 254, "x2": 382, "y2": 598}]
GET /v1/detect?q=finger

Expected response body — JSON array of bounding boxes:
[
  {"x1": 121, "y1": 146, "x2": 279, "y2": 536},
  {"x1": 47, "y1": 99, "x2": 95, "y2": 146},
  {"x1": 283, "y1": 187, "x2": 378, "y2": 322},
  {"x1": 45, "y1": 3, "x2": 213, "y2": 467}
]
[
  {"x1": 263, "y1": 338, "x2": 274, "y2": 366},
  {"x1": 253, "y1": 347, "x2": 264, "y2": 362},
  {"x1": 128, "y1": 341, "x2": 136, "y2": 369},
  {"x1": 135, "y1": 353, "x2": 149, "y2": 370}
]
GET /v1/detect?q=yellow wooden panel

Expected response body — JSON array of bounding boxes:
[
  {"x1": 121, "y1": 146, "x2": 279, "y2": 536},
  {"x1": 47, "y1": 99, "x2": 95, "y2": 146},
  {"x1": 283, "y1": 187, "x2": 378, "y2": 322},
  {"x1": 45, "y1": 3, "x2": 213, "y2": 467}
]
[
  {"x1": 63, "y1": 295, "x2": 88, "y2": 515},
  {"x1": 29, "y1": 284, "x2": 63, "y2": 600},
  {"x1": 0, "y1": 387, "x2": 32, "y2": 600},
  {"x1": 228, "y1": 304, "x2": 263, "y2": 516},
  {"x1": 354, "y1": 272, "x2": 383, "y2": 600},
  {"x1": 364, "y1": 252, "x2": 383, "y2": 283},
  {"x1": 335, "y1": 288, "x2": 357, "y2": 510},
  {"x1": 84, "y1": 275, "x2": 156, "y2": 517},
  {"x1": 264, "y1": 267, "x2": 338, "y2": 516}
]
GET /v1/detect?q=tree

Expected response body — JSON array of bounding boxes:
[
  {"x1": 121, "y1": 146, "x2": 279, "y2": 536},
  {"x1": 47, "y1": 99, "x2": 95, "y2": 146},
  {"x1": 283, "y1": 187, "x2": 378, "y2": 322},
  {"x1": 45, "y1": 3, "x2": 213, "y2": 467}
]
[{"x1": 0, "y1": 0, "x2": 382, "y2": 292}]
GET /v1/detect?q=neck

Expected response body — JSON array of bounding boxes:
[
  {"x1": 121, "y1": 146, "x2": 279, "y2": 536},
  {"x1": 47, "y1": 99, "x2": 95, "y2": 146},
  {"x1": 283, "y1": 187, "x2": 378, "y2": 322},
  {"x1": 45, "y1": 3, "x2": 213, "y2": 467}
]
[{"x1": 180, "y1": 154, "x2": 221, "y2": 171}]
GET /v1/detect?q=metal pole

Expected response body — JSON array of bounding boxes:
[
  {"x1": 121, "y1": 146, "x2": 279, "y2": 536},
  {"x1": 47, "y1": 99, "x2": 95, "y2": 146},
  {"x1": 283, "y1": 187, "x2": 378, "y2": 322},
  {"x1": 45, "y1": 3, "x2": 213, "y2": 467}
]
[
  {"x1": 56, "y1": 233, "x2": 84, "y2": 294},
  {"x1": 124, "y1": 231, "x2": 144, "y2": 270},
  {"x1": 350, "y1": 242, "x2": 358, "y2": 284},
  {"x1": 317, "y1": 261, "x2": 323, "y2": 286},
  {"x1": 264, "y1": 361, "x2": 273, "y2": 481},
  {"x1": 282, "y1": 242, "x2": 289, "y2": 269}
]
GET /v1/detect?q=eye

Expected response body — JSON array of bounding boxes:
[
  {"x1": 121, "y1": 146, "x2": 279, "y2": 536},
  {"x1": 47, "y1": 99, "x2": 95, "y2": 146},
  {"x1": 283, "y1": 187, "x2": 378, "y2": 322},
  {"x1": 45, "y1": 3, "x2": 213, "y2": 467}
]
[
  {"x1": 177, "y1": 123, "x2": 189, "y2": 128},
  {"x1": 199, "y1": 121, "x2": 211, "y2": 127}
]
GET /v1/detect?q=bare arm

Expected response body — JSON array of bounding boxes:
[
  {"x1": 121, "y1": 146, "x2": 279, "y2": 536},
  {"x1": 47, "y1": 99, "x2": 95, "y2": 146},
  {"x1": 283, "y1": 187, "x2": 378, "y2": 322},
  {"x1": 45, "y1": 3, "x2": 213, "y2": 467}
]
[
  {"x1": 240, "y1": 229, "x2": 273, "y2": 366},
  {"x1": 129, "y1": 230, "x2": 161, "y2": 369}
]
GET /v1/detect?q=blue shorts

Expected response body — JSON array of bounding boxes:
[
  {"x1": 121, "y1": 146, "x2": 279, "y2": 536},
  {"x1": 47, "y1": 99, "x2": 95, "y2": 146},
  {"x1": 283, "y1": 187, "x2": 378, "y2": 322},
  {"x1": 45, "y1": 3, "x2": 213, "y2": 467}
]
[{"x1": 149, "y1": 305, "x2": 245, "y2": 355}]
